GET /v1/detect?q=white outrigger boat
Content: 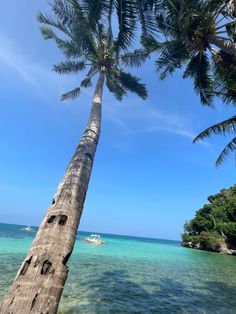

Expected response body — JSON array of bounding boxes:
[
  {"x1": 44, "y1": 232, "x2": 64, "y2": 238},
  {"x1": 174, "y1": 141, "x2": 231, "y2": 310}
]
[
  {"x1": 90, "y1": 233, "x2": 100, "y2": 238},
  {"x1": 80, "y1": 233, "x2": 105, "y2": 245},
  {"x1": 22, "y1": 226, "x2": 33, "y2": 232}
]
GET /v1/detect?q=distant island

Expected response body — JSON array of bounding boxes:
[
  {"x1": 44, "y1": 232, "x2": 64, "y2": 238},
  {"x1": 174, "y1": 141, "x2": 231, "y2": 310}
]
[{"x1": 182, "y1": 185, "x2": 236, "y2": 255}]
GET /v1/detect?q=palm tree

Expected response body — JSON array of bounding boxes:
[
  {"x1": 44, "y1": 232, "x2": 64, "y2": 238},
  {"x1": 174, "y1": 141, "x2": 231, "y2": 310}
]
[
  {"x1": 153, "y1": 0, "x2": 236, "y2": 54},
  {"x1": 141, "y1": 0, "x2": 236, "y2": 165},
  {"x1": 0, "y1": 1, "x2": 148, "y2": 313},
  {"x1": 193, "y1": 115, "x2": 236, "y2": 166},
  {"x1": 93, "y1": 0, "x2": 236, "y2": 164},
  {"x1": 144, "y1": 0, "x2": 236, "y2": 106}
]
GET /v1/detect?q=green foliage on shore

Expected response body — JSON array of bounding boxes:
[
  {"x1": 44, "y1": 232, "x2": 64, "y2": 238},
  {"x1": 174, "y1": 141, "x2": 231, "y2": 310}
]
[{"x1": 182, "y1": 185, "x2": 236, "y2": 253}]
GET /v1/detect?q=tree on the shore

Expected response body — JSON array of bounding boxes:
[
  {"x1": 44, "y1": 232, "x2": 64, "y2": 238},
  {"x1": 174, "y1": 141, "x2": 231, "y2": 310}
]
[
  {"x1": 0, "y1": 1, "x2": 148, "y2": 313},
  {"x1": 182, "y1": 185, "x2": 236, "y2": 253}
]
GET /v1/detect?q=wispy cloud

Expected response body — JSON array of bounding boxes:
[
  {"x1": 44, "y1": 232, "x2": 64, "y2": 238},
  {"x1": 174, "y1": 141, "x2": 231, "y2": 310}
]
[
  {"x1": 105, "y1": 100, "x2": 211, "y2": 146},
  {"x1": 0, "y1": 33, "x2": 211, "y2": 147},
  {"x1": 0, "y1": 33, "x2": 71, "y2": 103},
  {"x1": 135, "y1": 126, "x2": 195, "y2": 139},
  {"x1": 0, "y1": 34, "x2": 45, "y2": 85},
  {"x1": 0, "y1": 47, "x2": 36, "y2": 85}
]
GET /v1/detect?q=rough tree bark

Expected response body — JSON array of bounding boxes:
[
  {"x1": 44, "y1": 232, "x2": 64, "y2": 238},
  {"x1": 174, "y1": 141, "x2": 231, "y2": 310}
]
[
  {"x1": 209, "y1": 35, "x2": 236, "y2": 56},
  {"x1": 227, "y1": 0, "x2": 236, "y2": 17},
  {"x1": 0, "y1": 71, "x2": 105, "y2": 314}
]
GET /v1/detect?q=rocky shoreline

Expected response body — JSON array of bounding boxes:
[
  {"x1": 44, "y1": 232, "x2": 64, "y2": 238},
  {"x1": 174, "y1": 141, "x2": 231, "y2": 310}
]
[{"x1": 182, "y1": 241, "x2": 236, "y2": 255}]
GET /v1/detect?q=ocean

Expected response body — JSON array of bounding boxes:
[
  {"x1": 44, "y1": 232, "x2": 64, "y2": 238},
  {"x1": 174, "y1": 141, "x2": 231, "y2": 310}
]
[{"x1": 0, "y1": 223, "x2": 235, "y2": 313}]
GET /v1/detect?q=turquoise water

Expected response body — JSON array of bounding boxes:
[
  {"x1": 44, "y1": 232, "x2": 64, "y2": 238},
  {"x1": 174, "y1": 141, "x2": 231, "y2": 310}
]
[{"x1": 0, "y1": 223, "x2": 236, "y2": 313}]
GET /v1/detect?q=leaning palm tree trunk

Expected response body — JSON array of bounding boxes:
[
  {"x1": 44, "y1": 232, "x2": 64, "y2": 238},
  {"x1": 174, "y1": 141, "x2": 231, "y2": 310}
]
[
  {"x1": 209, "y1": 35, "x2": 236, "y2": 56},
  {"x1": 0, "y1": 72, "x2": 105, "y2": 314}
]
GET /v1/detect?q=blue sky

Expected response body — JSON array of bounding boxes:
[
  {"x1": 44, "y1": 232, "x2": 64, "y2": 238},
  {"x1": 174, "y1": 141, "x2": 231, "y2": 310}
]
[{"x1": 0, "y1": 1, "x2": 235, "y2": 240}]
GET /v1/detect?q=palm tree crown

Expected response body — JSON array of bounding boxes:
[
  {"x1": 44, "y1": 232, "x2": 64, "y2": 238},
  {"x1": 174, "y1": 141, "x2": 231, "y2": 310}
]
[
  {"x1": 38, "y1": 0, "x2": 148, "y2": 102},
  {"x1": 119, "y1": 0, "x2": 236, "y2": 165},
  {"x1": 145, "y1": 0, "x2": 236, "y2": 106}
]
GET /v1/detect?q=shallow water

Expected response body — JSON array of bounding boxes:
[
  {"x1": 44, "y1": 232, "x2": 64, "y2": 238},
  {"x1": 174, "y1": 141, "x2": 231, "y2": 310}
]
[{"x1": 0, "y1": 223, "x2": 235, "y2": 313}]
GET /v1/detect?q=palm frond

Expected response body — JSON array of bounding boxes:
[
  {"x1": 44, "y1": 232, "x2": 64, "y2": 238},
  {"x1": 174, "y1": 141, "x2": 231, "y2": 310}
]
[
  {"x1": 193, "y1": 115, "x2": 236, "y2": 143},
  {"x1": 50, "y1": 0, "x2": 74, "y2": 28},
  {"x1": 121, "y1": 49, "x2": 150, "y2": 67},
  {"x1": 141, "y1": 35, "x2": 160, "y2": 52},
  {"x1": 80, "y1": 0, "x2": 110, "y2": 28},
  {"x1": 114, "y1": 0, "x2": 136, "y2": 51},
  {"x1": 135, "y1": 0, "x2": 158, "y2": 40},
  {"x1": 213, "y1": 50, "x2": 236, "y2": 105},
  {"x1": 40, "y1": 0, "x2": 98, "y2": 57},
  {"x1": 39, "y1": 25, "x2": 81, "y2": 58},
  {"x1": 107, "y1": 0, "x2": 114, "y2": 43},
  {"x1": 38, "y1": 12, "x2": 70, "y2": 34},
  {"x1": 215, "y1": 88, "x2": 236, "y2": 105},
  {"x1": 106, "y1": 70, "x2": 127, "y2": 101},
  {"x1": 66, "y1": 0, "x2": 97, "y2": 56},
  {"x1": 156, "y1": 41, "x2": 189, "y2": 79},
  {"x1": 39, "y1": 25, "x2": 57, "y2": 40},
  {"x1": 56, "y1": 39, "x2": 82, "y2": 58},
  {"x1": 155, "y1": 12, "x2": 179, "y2": 37},
  {"x1": 86, "y1": 65, "x2": 98, "y2": 77},
  {"x1": 53, "y1": 60, "x2": 86, "y2": 74},
  {"x1": 61, "y1": 86, "x2": 81, "y2": 101},
  {"x1": 155, "y1": 0, "x2": 180, "y2": 16},
  {"x1": 216, "y1": 137, "x2": 236, "y2": 166},
  {"x1": 183, "y1": 52, "x2": 214, "y2": 106},
  {"x1": 204, "y1": 0, "x2": 225, "y2": 13},
  {"x1": 81, "y1": 77, "x2": 92, "y2": 88},
  {"x1": 118, "y1": 71, "x2": 148, "y2": 99},
  {"x1": 95, "y1": 23, "x2": 108, "y2": 45}
]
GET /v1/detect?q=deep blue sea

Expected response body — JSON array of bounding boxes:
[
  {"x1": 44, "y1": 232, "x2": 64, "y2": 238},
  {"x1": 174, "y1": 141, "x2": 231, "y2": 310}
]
[{"x1": 0, "y1": 223, "x2": 236, "y2": 313}]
